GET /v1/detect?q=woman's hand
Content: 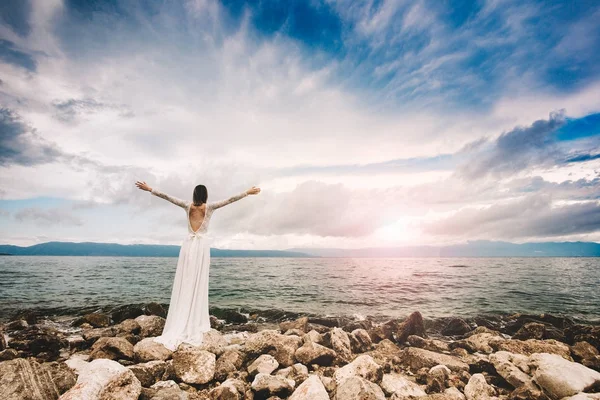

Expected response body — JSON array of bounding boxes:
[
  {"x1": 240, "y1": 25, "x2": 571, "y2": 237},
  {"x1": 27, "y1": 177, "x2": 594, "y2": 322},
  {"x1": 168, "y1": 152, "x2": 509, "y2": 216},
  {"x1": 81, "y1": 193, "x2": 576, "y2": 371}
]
[
  {"x1": 135, "y1": 181, "x2": 153, "y2": 192},
  {"x1": 246, "y1": 186, "x2": 261, "y2": 195}
]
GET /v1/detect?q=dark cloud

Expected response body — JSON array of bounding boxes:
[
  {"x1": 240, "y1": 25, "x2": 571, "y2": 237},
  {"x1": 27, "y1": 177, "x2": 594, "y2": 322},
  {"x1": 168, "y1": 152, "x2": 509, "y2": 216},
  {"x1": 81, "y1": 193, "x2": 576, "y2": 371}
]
[
  {"x1": 0, "y1": 39, "x2": 36, "y2": 71},
  {"x1": 0, "y1": 108, "x2": 64, "y2": 166},
  {"x1": 564, "y1": 153, "x2": 600, "y2": 163},
  {"x1": 52, "y1": 98, "x2": 134, "y2": 122},
  {"x1": 422, "y1": 194, "x2": 600, "y2": 239},
  {"x1": 0, "y1": 0, "x2": 32, "y2": 37},
  {"x1": 14, "y1": 207, "x2": 83, "y2": 226}
]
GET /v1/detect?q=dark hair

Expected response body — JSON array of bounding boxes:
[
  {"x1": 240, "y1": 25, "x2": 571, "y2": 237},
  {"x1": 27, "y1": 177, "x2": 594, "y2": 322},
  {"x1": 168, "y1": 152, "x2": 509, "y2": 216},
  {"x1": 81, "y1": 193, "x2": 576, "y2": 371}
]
[{"x1": 193, "y1": 185, "x2": 208, "y2": 206}]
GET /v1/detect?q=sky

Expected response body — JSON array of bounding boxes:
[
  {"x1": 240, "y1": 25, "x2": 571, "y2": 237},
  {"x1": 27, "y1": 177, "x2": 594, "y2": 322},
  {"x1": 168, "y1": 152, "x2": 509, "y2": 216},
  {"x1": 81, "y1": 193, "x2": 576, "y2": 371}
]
[{"x1": 1, "y1": 0, "x2": 600, "y2": 250}]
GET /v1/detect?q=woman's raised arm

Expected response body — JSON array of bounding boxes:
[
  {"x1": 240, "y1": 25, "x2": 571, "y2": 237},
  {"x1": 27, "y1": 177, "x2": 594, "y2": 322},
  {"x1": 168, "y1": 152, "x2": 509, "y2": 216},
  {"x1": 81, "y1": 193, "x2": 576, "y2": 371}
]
[
  {"x1": 209, "y1": 186, "x2": 260, "y2": 210},
  {"x1": 136, "y1": 181, "x2": 189, "y2": 209}
]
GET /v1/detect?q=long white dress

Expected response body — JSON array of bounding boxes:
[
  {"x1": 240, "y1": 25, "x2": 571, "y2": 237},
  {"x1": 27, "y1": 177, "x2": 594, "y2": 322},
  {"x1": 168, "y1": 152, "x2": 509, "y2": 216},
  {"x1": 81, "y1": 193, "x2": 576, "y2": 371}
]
[{"x1": 148, "y1": 187, "x2": 249, "y2": 351}]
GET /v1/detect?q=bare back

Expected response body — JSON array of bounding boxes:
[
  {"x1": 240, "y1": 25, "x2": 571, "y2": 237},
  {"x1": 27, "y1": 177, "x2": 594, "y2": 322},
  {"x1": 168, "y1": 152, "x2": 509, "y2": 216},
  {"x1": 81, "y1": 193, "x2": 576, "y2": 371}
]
[{"x1": 188, "y1": 203, "x2": 207, "y2": 233}]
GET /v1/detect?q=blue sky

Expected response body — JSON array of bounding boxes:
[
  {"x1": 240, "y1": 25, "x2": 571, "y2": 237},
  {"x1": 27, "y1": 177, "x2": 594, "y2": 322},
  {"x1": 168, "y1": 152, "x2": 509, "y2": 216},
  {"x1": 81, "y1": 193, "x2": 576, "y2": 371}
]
[{"x1": 1, "y1": 0, "x2": 599, "y2": 248}]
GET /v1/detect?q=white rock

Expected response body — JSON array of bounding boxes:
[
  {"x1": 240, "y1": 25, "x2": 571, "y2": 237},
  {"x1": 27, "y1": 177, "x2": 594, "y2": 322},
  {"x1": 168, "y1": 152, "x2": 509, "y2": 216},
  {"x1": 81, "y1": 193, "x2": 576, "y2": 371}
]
[
  {"x1": 489, "y1": 351, "x2": 531, "y2": 388},
  {"x1": 248, "y1": 354, "x2": 279, "y2": 376},
  {"x1": 334, "y1": 376, "x2": 385, "y2": 400},
  {"x1": 333, "y1": 354, "x2": 382, "y2": 385},
  {"x1": 172, "y1": 346, "x2": 216, "y2": 384},
  {"x1": 288, "y1": 375, "x2": 329, "y2": 400},
  {"x1": 380, "y1": 373, "x2": 426, "y2": 397},
  {"x1": 530, "y1": 353, "x2": 600, "y2": 399},
  {"x1": 59, "y1": 358, "x2": 141, "y2": 400},
  {"x1": 464, "y1": 373, "x2": 496, "y2": 400},
  {"x1": 561, "y1": 394, "x2": 600, "y2": 400},
  {"x1": 134, "y1": 337, "x2": 172, "y2": 362},
  {"x1": 65, "y1": 353, "x2": 90, "y2": 375}
]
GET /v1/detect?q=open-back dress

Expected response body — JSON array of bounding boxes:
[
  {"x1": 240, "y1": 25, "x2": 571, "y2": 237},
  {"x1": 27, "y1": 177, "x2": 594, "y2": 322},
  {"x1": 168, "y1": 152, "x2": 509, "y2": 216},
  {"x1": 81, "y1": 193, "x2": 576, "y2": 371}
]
[{"x1": 148, "y1": 187, "x2": 248, "y2": 351}]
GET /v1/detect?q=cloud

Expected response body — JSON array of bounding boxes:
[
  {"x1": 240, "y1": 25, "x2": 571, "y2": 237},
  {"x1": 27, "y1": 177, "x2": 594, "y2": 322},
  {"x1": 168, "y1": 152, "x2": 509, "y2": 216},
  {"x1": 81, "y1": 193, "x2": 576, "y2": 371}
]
[
  {"x1": 52, "y1": 98, "x2": 134, "y2": 123},
  {"x1": 0, "y1": 39, "x2": 37, "y2": 71},
  {"x1": 14, "y1": 207, "x2": 83, "y2": 226}
]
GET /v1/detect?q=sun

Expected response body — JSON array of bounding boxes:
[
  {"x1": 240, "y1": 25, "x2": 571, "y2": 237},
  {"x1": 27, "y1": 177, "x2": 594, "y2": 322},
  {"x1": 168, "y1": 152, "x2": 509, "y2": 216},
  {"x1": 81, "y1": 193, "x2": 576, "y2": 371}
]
[{"x1": 375, "y1": 218, "x2": 414, "y2": 243}]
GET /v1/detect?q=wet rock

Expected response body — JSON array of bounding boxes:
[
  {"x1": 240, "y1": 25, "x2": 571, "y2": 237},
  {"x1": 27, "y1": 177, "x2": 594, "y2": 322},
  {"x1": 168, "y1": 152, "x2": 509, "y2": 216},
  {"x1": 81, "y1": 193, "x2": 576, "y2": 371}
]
[
  {"x1": 275, "y1": 363, "x2": 309, "y2": 386},
  {"x1": 4, "y1": 319, "x2": 28, "y2": 331},
  {"x1": 295, "y1": 341, "x2": 336, "y2": 366},
  {"x1": 143, "y1": 302, "x2": 167, "y2": 318},
  {"x1": 333, "y1": 354, "x2": 383, "y2": 385},
  {"x1": 59, "y1": 358, "x2": 141, "y2": 400},
  {"x1": 0, "y1": 358, "x2": 76, "y2": 400},
  {"x1": 491, "y1": 339, "x2": 572, "y2": 360},
  {"x1": 111, "y1": 305, "x2": 145, "y2": 323},
  {"x1": 128, "y1": 360, "x2": 167, "y2": 387},
  {"x1": 248, "y1": 354, "x2": 279, "y2": 376},
  {"x1": 172, "y1": 345, "x2": 216, "y2": 384},
  {"x1": 529, "y1": 353, "x2": 600, "y2": 399},
  {"x1": 0, "y1": 329, "x2": 6, "y2": 351},
  {"x1": 565, "y1": 325, "x2": 600, "y2": 349},
  {"x1": 0, "y1": 348, "x2": 19, "y2": 361},
  {"x1": 349, "y1": 329, "x2": 373, "y2": 353},
  {"x1": 210, "y1": 315, "x2": 224, "y2": 330},
  {"x1": 380, "y1": 373, "x2": 426, "y2": 397},
  {"x1": 408, "y1": 335, "x2": 450, "y2": 353},
  {"x1": 134, "y1": 315, "x2": 166, "y2": 338},
  {"x1": 90, "y1": 337, "x2": 135, "y2": 361},
  {"x1": 395, "y1": 311, "x2": 427, "y2": 344},
  {"x1": 333, "y1": 376, "x2": 385, "y2": 400},
  {"x1": 215, "y1": 349, "x2": 246, "y2": 381},
  {"x1": 401, "y1": 347, "x2": 469, "y2": 373},
  {"x1": 280, "y1": 317, "x2": 309, "y2": 333},
  {"x1": 210, "y1": 308, "x2": 249, "y2": 324},
  {"x1": 251, "y1": 373, "x2": 295, "y2": 399},
  {"x1": 73, "y1": 313, "x2": 111, "y2": 328},
  {"x1": 442, "y1": 318, "x2": 472, "y2": 336},
  {"x1": 464, "y1": 373, "x2": 496, "y2": 400},
  {"x1": 10, "y1": 310, "x2": 39, "y2": 325},
  {"x1": 245, "y1": 330, "x2": 303, "y2": 367},
  {"x1": 308, "y1": 316, "x2": 351, "y2": 328},
  {"x1": 133, "y1": 338, "x2": 172, "y2": 362},
  {"x1": 8, "y1": 326, "x2": 69, "y2": 360},
  {"x1": 288, "y1": 374, "x2": 328, "y2": 400},
  {"x1": 343, "y1": 319, "x2": 374, "y2": 333}
]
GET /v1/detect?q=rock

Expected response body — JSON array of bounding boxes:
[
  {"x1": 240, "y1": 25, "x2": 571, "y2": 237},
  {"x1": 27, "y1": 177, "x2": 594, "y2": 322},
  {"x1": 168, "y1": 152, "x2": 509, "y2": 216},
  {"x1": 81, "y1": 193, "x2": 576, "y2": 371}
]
[
  {"x1": 422, "y1": 386, "x2": 467, "y2": 400},
  {"x1": 214, "y1": 349, "x2": 246, "y2": 381},
  {"x1": 453, "y1": 332, "x2": 503, "y2": 354},
  {"x1": 59, "y1": 358, "x2": 141, "y2": 400},
  {"x1": 83, "y1": 327, "x2": 118, "y2": 344},
  {"x1": 209, "y1": 378, "x2": 245, "y2": 399},
  {"x1": 248, "y1": 354, "x2": 279, "y2": 376},
  {"x1": 251, "y1": 373, "x2": 295, "y2": 398},
  {"x1": 464, "y1": 373, "x2": 496, "y2": 400},
  {"x1": 143, "y1": 380, "x2": 187, "y2": 400},
  {"x1": 319, "y1": 375, "x2": 336, "y2": 392},
  {"x1": 368, "y1": 322, "x2": 395, "y2": 343},
  {"x1": 133, "y1": 338, "x2": 172, "y2": 362},
  {"x1": 144, "y1": 302, "x2": 167, "y2": 318},
  {"x1": 442, "y1": 318, "x2": 472, "y2": 336},
  {"x1": 134, "y1": 315, "x2": 166, "y2": 338},
  {"x1": 343, "y1": 320, "x2": 374, "y2": 333},
  {"x1": 73, "y1": 313, "x2": 111, "y2": 328},
  {"x1": 324, "y1": 327, "x2": 353, "y2": 363},
  {"x1": 210, "y1": 315, "x2": 224, "y2": 330},
  {"x1": 561, "y1": 394, "x2": 600, "y2": 400},
  {"x1": 10, "y1": 310, "x2": 39, "y2": 325},
  {"x1": 115, "y1": 319, "x2": 141, "y2": 335},
  {"x1": 245, "y1": 330, "x2": 303, "y2": 367},
  {"x1": 401, "y1": 347, "x2": 469, "y2": 373},
  {"x1": 288, "y1": 375, "x2": 328, "y2": 400},
  {"x1": 492, "y1": 339, "x2": 572, "y2": 360},
  {"x1": 0, "y1": 358, "x2": 76, "y2": 399},
  {"x1": 583, "y1": 355, "x2": 600, "y2": 372},
  {"x1": 4, "y1": 320, "x2": 28, "y2": 331},
  {"x1": 565, "y1": 325, "x2": 600, "y2": 349},
  {"x1": 380, "y1": 373, "x2": 426, "y2": 397},
  {"x1": 333, "y1": 354, "x2": 383, "y2": 385},
  {"x1": 365, "y1": 339, "x2": 403, "y2": 369},
  {"x1": 90, "y1": 337, "x2": 135, "y2": 361},
  {"x1": 529, "y1": 352, "x2": 600, "y2": 399},
  {"x1": 303, "y1": 330, "x2": 323, "y2": 344},
  {"x1": 127, "y1": 361, "x2": 166, "y2": 388},
  {"x1": 572, "y1": 341, "x2": 599, "y2": 361},
  {"x1": 0, "y1": 329, "x2": 6, "y2": 351},
  {"x1": 0, "y1": 348, "x2": 18, "y2": 361},
  {"x1": 280, "y1": 317, "x2": 309, "y2": 333},
  {"x1": 295, "y1": 340, "x2": 336, "y2": 366},
  {"x1": 395, "y1": 311, "x2": 427, "y2": 344},
  {"x1": 408, "y1": 335, "x2": 450, "y2": 353},
  {"x1": 513, "y1": 322, "x2": 547, "y2": 340},
  {"x1": 333, "y1": 376, "x2": 385, "y2": 400},
  {"x1": 111, "y1": 305, "x2": 145, "y2": 323},
  {"x1": 489, "y1": 351, "x2": 531, "y2": 389},
  {"x1": 275, "y1": 363, "x2": 309, "y2": 386},
  {"x1": 7, "y1": 326, "x2": 69, "y2": 360},
  {"x1": 349, "y1": 329, "x2": 373, "y2": 353},
  {"x1": 171, "y1": 345, "x2": 216, "y2": 384},
  {"x1": 195, "y1": 329, "x2": 227, "y2": 356},
  {"x1": 509, "y1": 384, "x2": 550, "y2": 400},
  {"x1": 210, "y1": 308, "x2": 249, "y2": 324}
]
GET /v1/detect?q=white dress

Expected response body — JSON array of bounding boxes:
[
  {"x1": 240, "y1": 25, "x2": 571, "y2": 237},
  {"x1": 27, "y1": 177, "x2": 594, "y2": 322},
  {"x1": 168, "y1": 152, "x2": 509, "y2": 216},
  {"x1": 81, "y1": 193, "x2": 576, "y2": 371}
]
[{"x1": 148, "y1": 187, "x2": 249, "y2": 351}]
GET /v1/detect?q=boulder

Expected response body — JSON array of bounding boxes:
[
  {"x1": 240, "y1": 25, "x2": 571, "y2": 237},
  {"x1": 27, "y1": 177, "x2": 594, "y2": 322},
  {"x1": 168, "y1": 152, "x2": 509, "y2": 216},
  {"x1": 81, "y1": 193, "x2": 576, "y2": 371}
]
[
  {"x1": 408, "y1": 335, "x2": 450, "y2": 353},
  {"x1": 453, "y1": 332, "x2": 503, "y2": 354},
  {"x1": 349, "y1": 329, "x2": 373, "y2": 353},
  {"x1": 333, "y1": 376, "x2": 385, "y2": 400},
  {"x1": 333, "y1": 354, "x2": 383, "y2": 385},
  {"x1": 442, "y1": 318, "x2": 472, "y2": 336},
  {"x1": 489, "y1": 351, "x2": 531, "y2": 389},
  {"x1": 248, "y1": 354, "x2": 279, "y2": 376},
  {"x1": 492, "y1": 339, "x2": 571, "y2": 360},
  {"x1": 572, "y1": 341, "x2": 599, "y2": 362},
  {"x1": 171, "y1": 345, "x2": 216, "y2": 384},
  {"x1": 464, "y1": 373, "x2": 496, "y2": 400},
  {"x1": 395, "y1": 311, "x2": 427, "y2": 344},
  {"x1": 303, "y1": 330, "x2": 323, "y2": 344},
  {"x1": 143, "y1": 380, "x2": 187, "y2": 400},
  {"x1": 530, "y1": 353, "x2": 600, "y2": 399},
  {"x1": 275, "y1": 363, "x2": 309, "y2": 386},
  {"x1": 7, "y1": 326, "x2": 69, "y2": 360},
  {"x1": 214, "y1": 349, "x2": 246, "y2": 381},
  {"x1": 280, "y1": 317, "x2": 309, "y2": 333},
  {"x1": 295, "y1": 341, "x2": 336, "y2": 366},
  {"x1": 133, "y1": 338, "x2": 172, "y2": 362},
  {"x1": 427, "y1": 365, "x2": 451, "y2": 393},
  {"x1": 401, "y1": 347, "x2": 469, "y2": 372},
  {"x1": 196, "y1": 329, "x2": 227, "y2": 356},
  {"x1": 115, "y1": 319, "x2": 141, "y2": 335},
  {"x1": 245, "y1": 330, "x2": 303, "y2": 367},
  {"x1": 251, "y1": 373, "x2": 295, "y2": 398},
  {"x1": 143, "y1": 302, "x2": 167, "y2": 318},
  {"x1": 134, "y1": 316, "x2": 165, "y2": 338},
  {"x1": 72, "y1": 313, "x2": 111, "y2": 328},
  {"x1": 209, "y1": 378, "x2": 245, "y2": 399},
  {"x1": 59, "y1": 358, "x2": 141, "y2": 400},
  {"x1": 0, "y1": 358, "x2": 76, "y2": 400},
  {"x1": 111, "y1": 305, "x2": 145, "y2": 323},
  {"x1": 127, "y1": 361, "x2": 166, "y2": 388},
  {"x1": 0, "y1": 349, "x2": 18, "y2": 361},
  {"x1": 365, "y1": 339, "x2": 403, "y2": 369},
  {"x1": 288, "y1": 375, "x2": 329, "y2": 400},
  {"x1": 368, "y1": 322, "x2": 395, "y2": 343},
  {"x1": 325, "y1": 327, "x2": 353, "y2": 363},
  {"x1": 380, "y1": 373, "x2": 426, "y2": 397},
  {"x1": 89, "y1": 337, "x2": 135, "y2": 361}
]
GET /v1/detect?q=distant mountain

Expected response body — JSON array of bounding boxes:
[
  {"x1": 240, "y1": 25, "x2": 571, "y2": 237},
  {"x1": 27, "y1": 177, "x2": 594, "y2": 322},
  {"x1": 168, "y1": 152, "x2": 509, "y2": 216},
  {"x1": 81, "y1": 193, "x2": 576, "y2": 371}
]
[
  {"x1": 0, "y1": 241, "x2": 315, "y2": 258},
  {"x1": 288, "y1": 240, "x2": 600, "y2": 257}
]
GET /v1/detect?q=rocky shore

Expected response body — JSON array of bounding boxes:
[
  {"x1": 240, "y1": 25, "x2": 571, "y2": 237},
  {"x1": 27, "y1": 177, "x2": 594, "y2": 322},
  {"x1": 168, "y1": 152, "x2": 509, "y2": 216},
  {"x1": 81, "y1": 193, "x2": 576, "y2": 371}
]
[{"x1": 1, "y1": 304, "x2": 599, "y2": 400}]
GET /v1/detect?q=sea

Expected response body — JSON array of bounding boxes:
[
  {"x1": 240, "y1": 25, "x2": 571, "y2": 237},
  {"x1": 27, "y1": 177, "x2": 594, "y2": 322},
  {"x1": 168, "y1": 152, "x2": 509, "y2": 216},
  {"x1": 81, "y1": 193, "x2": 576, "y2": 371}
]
[{"x1": 1, "y1": 256, "x2": 599, "y2": 323}]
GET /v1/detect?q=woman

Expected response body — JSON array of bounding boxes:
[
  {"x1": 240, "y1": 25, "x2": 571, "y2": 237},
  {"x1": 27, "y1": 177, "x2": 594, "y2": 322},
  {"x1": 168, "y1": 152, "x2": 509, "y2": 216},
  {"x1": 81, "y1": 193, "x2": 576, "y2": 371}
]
[{"x1": 135, "y1": 180, "x2": 261, "y2": 350}]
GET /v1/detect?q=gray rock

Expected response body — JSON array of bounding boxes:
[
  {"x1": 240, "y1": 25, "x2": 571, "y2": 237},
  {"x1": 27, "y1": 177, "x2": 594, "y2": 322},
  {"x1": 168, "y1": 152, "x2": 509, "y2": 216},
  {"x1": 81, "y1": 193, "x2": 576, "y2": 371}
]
[
  {"x1": 530, "y1": 353, "x2": 600, "y2": 399},
  {"x1": 326, "y1": 327, "x2": 353, "y2": 362}
]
